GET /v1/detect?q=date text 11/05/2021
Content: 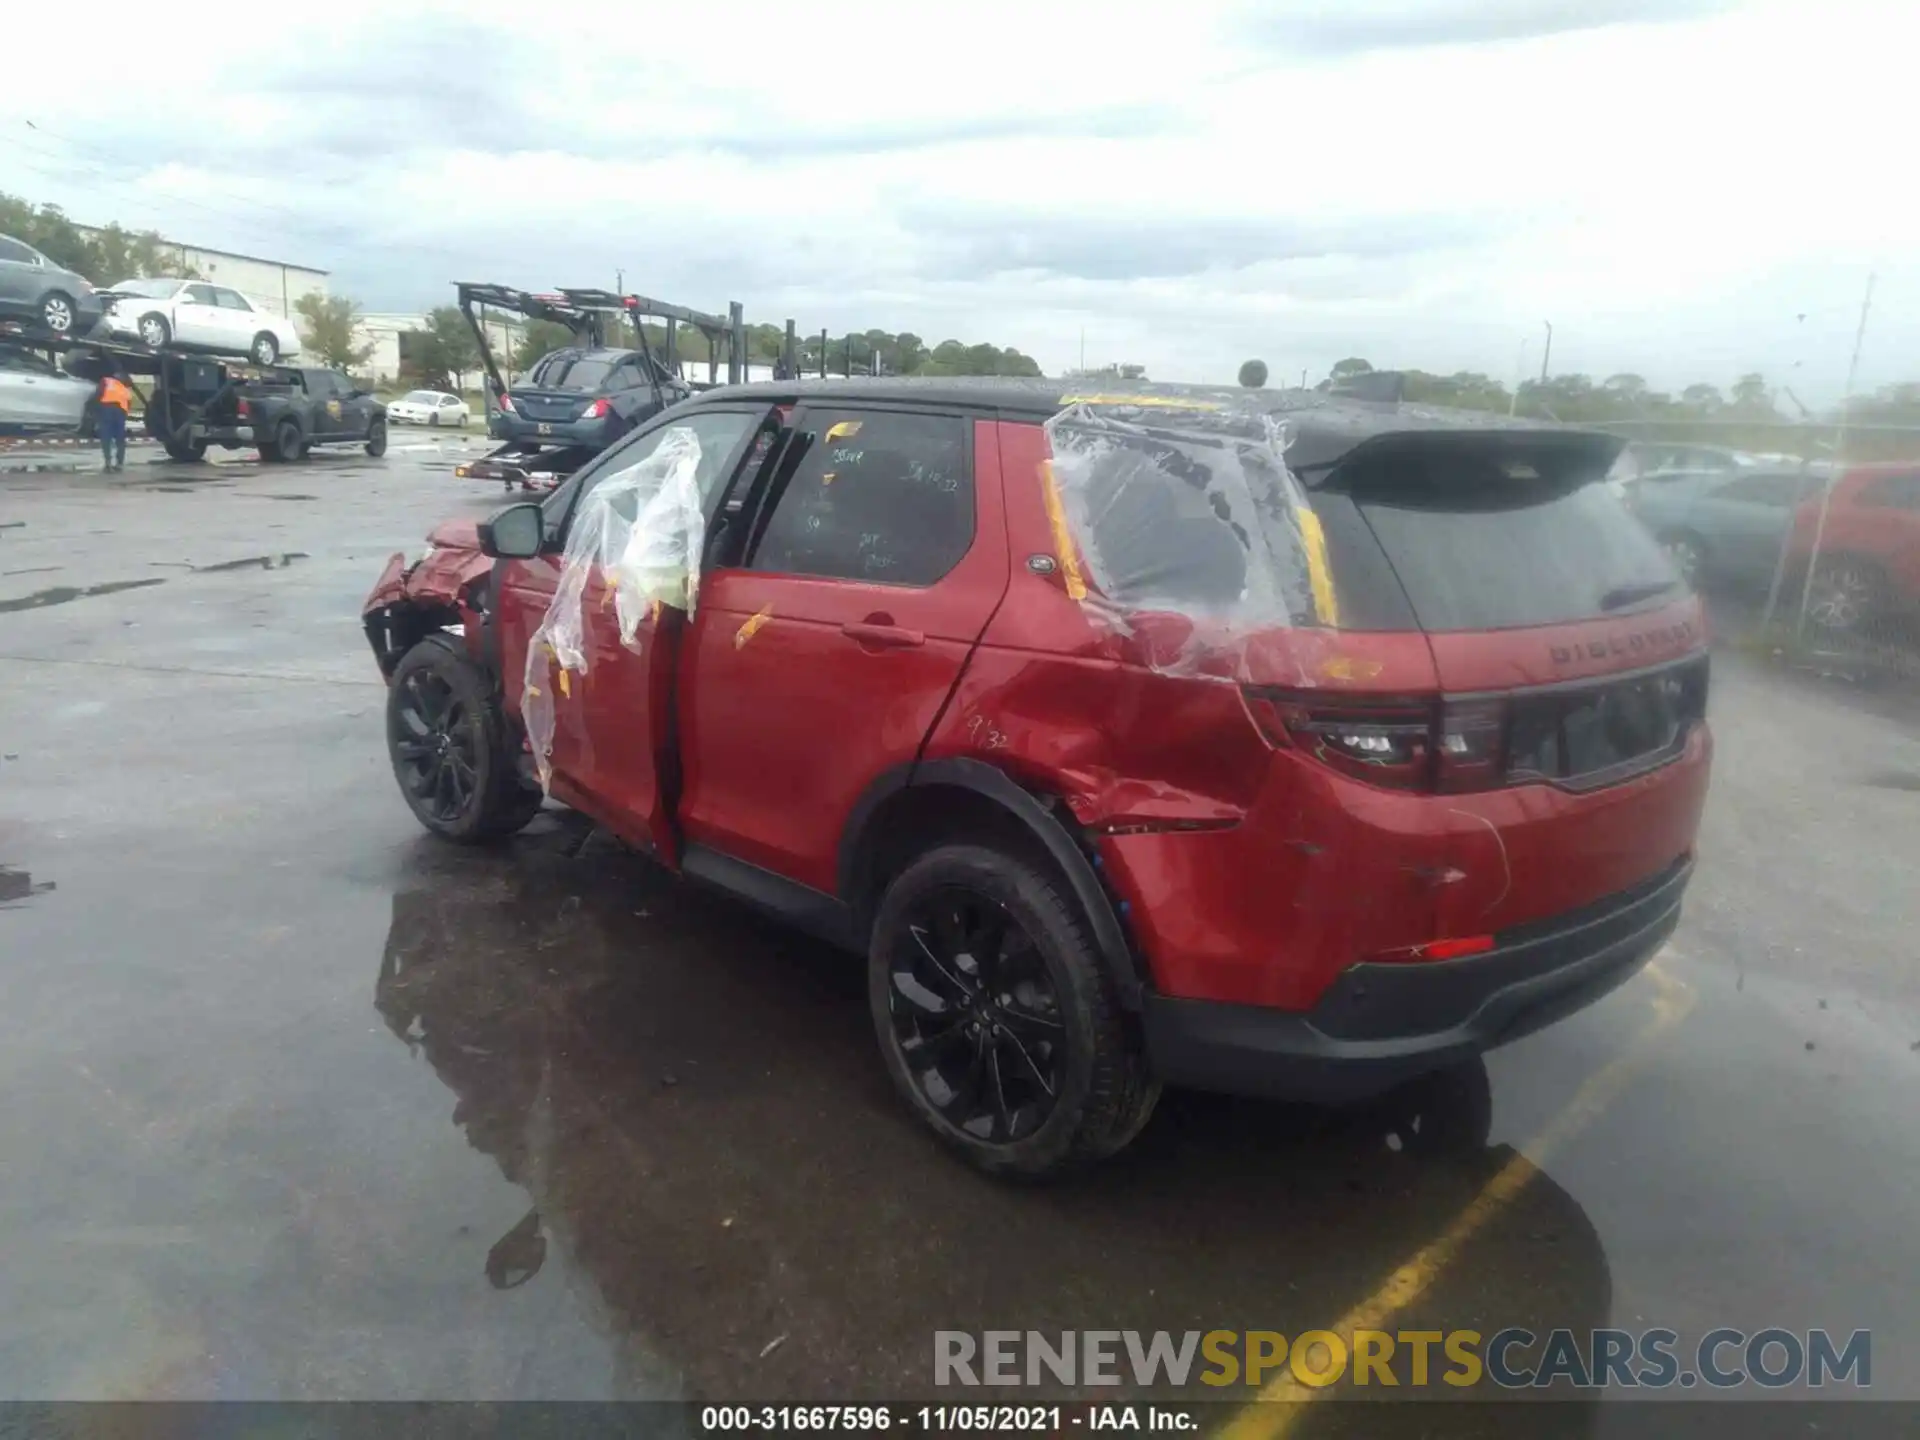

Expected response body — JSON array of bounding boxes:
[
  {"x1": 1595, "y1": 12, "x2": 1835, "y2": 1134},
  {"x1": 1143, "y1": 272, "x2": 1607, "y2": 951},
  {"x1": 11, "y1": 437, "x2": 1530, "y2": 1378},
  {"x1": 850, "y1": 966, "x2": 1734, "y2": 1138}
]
[{"x1": 701, "y1": 1407, "x2": 1194, "y2": 1432}]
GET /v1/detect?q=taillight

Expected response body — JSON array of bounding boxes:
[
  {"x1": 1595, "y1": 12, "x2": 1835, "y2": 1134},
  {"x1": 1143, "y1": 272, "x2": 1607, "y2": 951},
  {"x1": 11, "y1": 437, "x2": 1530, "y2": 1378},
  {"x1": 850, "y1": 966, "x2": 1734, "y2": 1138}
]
[
  {"x1": 497, "y1": 395, "x2": 515, "y2": 413},
  {"x1": 579, "y1": 397, "x2": 610, "y2": 419},
  {"x1": 235, "y1": 398, "x2": 250, "y2": 419},
  {"x1": 1243, "y1": 688, "x2": 1511, "y2": 794}
]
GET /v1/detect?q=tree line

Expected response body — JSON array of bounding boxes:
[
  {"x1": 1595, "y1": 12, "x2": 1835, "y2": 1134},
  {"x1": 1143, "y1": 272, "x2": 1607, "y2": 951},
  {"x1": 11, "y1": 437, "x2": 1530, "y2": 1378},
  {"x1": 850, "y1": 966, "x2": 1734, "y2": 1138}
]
[{"x1": 1, "y1": 193, "x2": 202, "y2": 283}]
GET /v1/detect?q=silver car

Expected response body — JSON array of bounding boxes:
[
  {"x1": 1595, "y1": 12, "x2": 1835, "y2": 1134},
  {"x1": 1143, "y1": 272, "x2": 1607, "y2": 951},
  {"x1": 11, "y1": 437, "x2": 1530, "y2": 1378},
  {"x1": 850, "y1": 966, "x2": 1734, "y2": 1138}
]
[
  {"x1": 0, "y1": 344, "x2": 95, "y2": 435},
  {"x1": 0, "y1": 233, "x2": 107, "y2": 338}
]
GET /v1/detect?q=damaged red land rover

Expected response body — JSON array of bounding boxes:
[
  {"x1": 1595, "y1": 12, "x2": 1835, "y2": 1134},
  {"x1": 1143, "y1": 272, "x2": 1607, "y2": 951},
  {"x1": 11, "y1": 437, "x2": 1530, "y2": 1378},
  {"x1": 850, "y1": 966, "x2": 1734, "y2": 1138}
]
[{"x1": 363, "y1": 379, "x2": 1711, "y2": 1177}]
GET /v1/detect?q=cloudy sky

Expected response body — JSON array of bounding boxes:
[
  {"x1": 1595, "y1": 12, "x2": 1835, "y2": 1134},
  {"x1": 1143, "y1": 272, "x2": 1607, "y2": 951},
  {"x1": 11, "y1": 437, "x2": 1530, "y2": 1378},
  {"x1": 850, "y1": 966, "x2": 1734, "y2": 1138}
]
[{"x1": 2, "y1": 0, "x2": 1912, "y2": 399}]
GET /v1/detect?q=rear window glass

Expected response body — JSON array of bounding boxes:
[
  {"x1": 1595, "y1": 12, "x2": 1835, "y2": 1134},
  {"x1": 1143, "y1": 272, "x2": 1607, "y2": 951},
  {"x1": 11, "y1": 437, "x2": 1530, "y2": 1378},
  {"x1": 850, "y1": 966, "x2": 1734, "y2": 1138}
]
[
  {"x1": 1333, "y1": 446, "x2": 1679, "y2": 630},
  {"x1": 526, "y1": 354, "x2": 614, "y2": 391}
]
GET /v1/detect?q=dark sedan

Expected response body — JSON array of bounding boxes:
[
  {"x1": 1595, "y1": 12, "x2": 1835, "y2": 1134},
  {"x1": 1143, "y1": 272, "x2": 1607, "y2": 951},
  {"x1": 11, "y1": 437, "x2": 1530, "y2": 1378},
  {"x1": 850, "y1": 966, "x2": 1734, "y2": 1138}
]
[{"x1": 489, "y1": 347, "x2": 688, "y2": 448}]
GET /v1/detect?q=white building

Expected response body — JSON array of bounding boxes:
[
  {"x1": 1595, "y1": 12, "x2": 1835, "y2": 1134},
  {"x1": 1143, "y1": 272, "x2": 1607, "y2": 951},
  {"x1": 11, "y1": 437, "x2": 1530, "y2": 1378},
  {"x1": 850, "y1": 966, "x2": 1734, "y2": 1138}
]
[{"x1": 355, "y1": 309, "x2": 527, "y2": 385}]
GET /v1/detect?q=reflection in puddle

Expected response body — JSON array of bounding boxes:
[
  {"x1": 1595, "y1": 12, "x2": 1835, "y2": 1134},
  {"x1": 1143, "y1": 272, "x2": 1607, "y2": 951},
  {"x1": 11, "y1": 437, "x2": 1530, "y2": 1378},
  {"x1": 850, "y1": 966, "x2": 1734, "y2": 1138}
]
[{"x1": 372, "y1": 840, "x2": 1610, "y2": 1404}]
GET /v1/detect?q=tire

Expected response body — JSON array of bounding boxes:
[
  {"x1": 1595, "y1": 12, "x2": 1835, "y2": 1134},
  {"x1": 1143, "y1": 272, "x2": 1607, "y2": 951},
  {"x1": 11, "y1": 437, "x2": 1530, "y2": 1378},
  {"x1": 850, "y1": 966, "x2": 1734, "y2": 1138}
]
[
  {"x1": 366, "y1": 417, "x2": 389, "y2": 457},
  {"x1": 139, "y1": 313, "x2": 173, "y2": 348},
  {"x1": 270, "y1": 418, "x2": 303, "y2": 462},
  {"x1": 429, "y1": 411, "x2": 440, "y2": 428},
  {"x1": 1804, "y1": 555, "x2": 1887, "y2": 634},
  {"x1": 163, "y1": 438, "x2": 207, "y2": 462},
  {"x1": 1659, "y1": 530, "x2": 1707, "y2": 589},
  {"x1": 869, "y1": 844, "x2": 1159, "y2": 1179},
  {"x1": 386, "y1": 634, "x2": 545, "y2": 843},
  {"x1": 40, "y1": 292, "x2": 76, "y2": 335},
  {"x1": 251, "y1": 332, "x2": 280, "y2": 366}
]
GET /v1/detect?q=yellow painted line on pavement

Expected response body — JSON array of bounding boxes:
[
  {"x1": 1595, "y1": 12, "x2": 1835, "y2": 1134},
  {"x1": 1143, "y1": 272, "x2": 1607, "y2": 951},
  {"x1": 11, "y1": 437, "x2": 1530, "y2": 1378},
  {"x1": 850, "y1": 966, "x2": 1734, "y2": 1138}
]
[{"x1": 1219, "y1": 954, "x2": 1695, "y2": 1440}]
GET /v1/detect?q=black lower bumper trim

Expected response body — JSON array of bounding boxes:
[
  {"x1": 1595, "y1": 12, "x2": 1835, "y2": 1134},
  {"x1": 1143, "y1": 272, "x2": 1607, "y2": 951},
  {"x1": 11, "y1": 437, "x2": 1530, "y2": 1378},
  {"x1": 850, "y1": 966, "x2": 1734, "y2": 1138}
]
[{"x1": 1142, "y1": 857, "x2": 1691, "y2": 1105}]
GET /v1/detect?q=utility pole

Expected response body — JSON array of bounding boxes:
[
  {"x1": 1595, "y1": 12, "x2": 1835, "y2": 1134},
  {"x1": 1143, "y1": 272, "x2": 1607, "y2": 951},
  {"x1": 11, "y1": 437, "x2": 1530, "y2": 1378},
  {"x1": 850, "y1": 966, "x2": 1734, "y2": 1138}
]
[
  {"x1": 1540, "y1": 321, "x2": 1553, "y2": 383},
  {"x1": 616, "y1": 268, "x2": 623, "y2": 294},
  {"x1": 1079, "y1": 327, "x2": 1086, "y2": 373},
  {"x1": 1795, "y1": 270, "x2": 1876, "y2": 641}
]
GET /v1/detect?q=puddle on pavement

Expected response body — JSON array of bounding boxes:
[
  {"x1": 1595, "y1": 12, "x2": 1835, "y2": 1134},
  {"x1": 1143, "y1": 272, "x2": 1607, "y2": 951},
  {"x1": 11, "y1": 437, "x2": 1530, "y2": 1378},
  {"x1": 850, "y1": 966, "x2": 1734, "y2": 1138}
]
[
  {"x1": 192, "y1": 552, "x2": 310, "y2": 573},
  {"x1": 0, "y1": 865, "x2": 55, "y2": 907},
  {"x1": 0, "y1": 577, "x2": 167, "y2": 614}
]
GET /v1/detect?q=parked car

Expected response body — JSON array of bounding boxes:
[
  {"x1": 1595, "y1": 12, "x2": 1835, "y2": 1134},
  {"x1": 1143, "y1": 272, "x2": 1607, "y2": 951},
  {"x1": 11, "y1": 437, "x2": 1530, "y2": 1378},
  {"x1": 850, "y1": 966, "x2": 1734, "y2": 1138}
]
[
  {"x1": 157, "y1": 364, "x2": 385, "y2": 462},
  {"x1": 102, "y1": 278, "x2": 302, "y2": 365},
  {"x1": 363, "y1": 379, "x2": 1711, "y2": 1177},
  {"x1": 490, "y1": 346, "x2": 688, "y2": 450},
  {"x1": 1624, "y1": 466, "x2": 1828, "y2": 589},
  {"x1": 0, "y1": 342, "x2": 96, "y2": 435},
  {"x1": 1783, "y1": 466, "x2": 1920, "y2": 632},
  {"x1": 0, "y1": 234, "x2": 106, "y2": 338},
  {"x1": 387, "y1": 389, "x2": 470, "y2": 427},
  {"x1": 1609, "y1": 441, "x2": 1762, "y2": 487}
]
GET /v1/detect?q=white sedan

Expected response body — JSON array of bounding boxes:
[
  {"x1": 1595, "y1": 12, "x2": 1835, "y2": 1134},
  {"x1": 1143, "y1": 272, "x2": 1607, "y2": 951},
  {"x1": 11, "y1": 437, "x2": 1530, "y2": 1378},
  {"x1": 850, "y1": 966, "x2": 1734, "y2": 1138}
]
[
  {"x1": 386, "y1": 390, "x2": 470, "y2": 426},
  {"x1": 103, "y1": 279, "x2": 302, "y2": 365}
]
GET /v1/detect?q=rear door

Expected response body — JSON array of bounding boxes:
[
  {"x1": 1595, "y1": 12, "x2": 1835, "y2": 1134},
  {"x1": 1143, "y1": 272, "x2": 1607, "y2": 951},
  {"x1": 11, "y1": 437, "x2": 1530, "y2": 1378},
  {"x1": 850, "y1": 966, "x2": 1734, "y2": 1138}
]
[
  {"x1": 675, "y1": 405, "x2": 1008, "y2": 893},
  {"x1": 493, "y1": 405, "x2": 773, "y2": 856},
  {"x1": 0, "y1": 237, "x2": 41, "y2": 311},
  {"x1": 211, "y1": 287, "x2": 257, "y2": 348}
]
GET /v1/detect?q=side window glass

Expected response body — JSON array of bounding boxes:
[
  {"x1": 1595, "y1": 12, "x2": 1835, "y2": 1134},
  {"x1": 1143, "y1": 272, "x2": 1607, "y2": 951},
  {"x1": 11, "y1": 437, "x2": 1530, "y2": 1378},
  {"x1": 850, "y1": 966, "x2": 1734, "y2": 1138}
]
[
  {"x1": 184, "y1": 284, "x2": 217, "y2": 305},
  {"x1": 749, "y1": 410, "x2": 972, "y2": 585},
  {"x1": 557, "y1": 410, "x2": 761, "y2": 538},
  {"x1": 0, "y1": 238, "x2": 33, "y2": 263}
]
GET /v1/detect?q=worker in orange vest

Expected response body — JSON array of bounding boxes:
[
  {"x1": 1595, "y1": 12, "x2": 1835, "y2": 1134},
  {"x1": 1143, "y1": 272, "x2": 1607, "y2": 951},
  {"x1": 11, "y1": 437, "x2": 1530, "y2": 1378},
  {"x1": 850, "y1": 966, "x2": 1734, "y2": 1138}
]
[{"x1": 96, "y1": 373, "x2": 133, "y2": 472}]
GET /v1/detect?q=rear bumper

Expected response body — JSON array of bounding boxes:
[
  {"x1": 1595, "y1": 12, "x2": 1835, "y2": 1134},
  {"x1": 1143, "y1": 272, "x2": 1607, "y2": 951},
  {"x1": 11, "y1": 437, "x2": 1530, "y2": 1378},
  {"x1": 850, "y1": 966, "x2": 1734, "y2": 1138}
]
[
  {"x1": 488, "y1": 414, "x2": 619, "y2": 447},
  {"x1": 1141, "y1": 856, "x2": 1690, "y2": 1104}
]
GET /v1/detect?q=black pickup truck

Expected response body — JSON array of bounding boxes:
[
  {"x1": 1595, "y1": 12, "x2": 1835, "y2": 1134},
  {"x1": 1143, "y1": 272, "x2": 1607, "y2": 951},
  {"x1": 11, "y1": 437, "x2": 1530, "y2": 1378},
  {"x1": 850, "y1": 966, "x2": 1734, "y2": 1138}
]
[{"x1": 157, "y1": 362, "x2": 388, "y2": 462}]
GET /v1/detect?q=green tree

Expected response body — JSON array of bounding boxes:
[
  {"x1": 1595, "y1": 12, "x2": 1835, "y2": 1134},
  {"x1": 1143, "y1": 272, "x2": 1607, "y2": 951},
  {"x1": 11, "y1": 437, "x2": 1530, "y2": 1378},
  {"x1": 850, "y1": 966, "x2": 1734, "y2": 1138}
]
[
  {"x1": 402, "y1": 306, "x2": 483, "y2": 388},
  {"x1": 1680, "y1": 382, "x2": 1724, "y2": 412},
  {"x1": 1730, "y1": 372, "x2": 1774, "y2": 414},
  {"x1": 1604, "y1": 373, "x2": 1648, "y2": 398},
  {"x1": 294, "y1": 293, "x2": 374, "y2": 371},
  {"x1": 1330, "y1": 357, "x2": 1374, "y2": 379},
  {"x1": 0, "y1": 191, "x2": 199, "y2": 282}
]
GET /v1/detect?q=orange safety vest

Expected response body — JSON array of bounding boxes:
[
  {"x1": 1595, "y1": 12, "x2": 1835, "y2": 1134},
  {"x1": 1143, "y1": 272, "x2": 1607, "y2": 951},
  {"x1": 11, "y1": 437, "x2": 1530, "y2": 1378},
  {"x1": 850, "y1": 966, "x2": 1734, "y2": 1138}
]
[{"x1": 99, "y1": 377, "x2": 133, "y2": 411}]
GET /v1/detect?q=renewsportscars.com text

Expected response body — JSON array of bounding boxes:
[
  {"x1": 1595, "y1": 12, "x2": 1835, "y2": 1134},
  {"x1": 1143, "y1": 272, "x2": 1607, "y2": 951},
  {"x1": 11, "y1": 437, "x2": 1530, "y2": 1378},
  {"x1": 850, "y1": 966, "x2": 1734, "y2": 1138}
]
[{"x1": 934, "y1": 1328, "x2": 1871, "y2": 1391}]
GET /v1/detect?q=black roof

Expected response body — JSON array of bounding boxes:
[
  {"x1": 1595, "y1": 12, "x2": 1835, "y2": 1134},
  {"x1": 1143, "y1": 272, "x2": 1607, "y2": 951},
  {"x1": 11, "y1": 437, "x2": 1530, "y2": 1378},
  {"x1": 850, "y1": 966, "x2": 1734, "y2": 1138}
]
[{"x1": 686, "y1": 376, "x2": 1620, "y2": 474}]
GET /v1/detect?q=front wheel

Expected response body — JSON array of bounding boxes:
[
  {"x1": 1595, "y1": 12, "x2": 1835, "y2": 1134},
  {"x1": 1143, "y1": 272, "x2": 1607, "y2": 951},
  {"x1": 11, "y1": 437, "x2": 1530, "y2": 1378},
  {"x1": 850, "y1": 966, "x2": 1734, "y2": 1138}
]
[
  {"x1": 1805, "y1": 556, "x2": 1886, "y2": 633},
  {"x1": 270, "y1": 419, "x2": 303, "y2": 462},
  {"x1": 869, "y1": 844, "x2": 1158, "y2": 1179},
  {"x1": 139, "y1": 313, "x2": 172, "y2": 348},
  {"x1": 366, "y1": 417, "x2": 388, "y2": 457},
  {"x1": 163, "y1": 437, "x2": 206, "y2": 462},
  {"x1": 386, "y1": 634, "x2": 544, "y2": 842},
  {"x1": 251, "y1": 332, "x2": 280, "y2": 366}
]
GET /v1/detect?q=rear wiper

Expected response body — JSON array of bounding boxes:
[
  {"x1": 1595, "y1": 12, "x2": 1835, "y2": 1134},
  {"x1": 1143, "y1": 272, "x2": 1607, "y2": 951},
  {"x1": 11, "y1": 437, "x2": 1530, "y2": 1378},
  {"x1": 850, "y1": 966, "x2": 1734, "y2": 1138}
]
[{"x1": 1599, "y1": 579, "x2": 1679, "y2": 611}]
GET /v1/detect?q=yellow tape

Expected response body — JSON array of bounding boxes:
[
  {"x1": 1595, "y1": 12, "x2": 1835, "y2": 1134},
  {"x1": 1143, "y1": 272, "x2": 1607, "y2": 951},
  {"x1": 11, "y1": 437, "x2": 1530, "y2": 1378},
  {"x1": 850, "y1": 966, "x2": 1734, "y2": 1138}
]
[
  {"x1": 1059, "y1": 394, "x2": 1221, "y2": 410},
  {"x1": 734, "y1": 605, "x2": 773, "y2": 649},
  {"x1": 825, "y1": 420, "x2": 862, "y2": 442},
  {"x1": 1296, "y1": 509, "x2": 1339, "y2": 627},
  {"x1": 557, "y1": 670, "x2": 571, "y2": 698},
  {"x1": 1039, "y1": 460, "x2": 1088, "y2": 602}
]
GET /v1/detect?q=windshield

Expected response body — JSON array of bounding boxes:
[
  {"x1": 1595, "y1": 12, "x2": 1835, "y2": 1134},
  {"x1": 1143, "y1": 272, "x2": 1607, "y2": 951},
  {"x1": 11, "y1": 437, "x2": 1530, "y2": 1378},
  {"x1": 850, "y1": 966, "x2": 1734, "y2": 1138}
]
[
  {"x1": 401, "y1": 390, "x2": 437, "y2": 403},
  {"x1": 111, "y1": 278, "x2": 178, "y2": 298}
]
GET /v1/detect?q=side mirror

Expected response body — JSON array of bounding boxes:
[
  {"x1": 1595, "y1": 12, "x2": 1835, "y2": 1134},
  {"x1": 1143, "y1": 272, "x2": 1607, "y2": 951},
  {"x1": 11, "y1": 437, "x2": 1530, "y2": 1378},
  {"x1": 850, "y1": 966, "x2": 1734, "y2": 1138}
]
[{"x1": 478, "y1": 502, "x2": 544, "y2": 559}]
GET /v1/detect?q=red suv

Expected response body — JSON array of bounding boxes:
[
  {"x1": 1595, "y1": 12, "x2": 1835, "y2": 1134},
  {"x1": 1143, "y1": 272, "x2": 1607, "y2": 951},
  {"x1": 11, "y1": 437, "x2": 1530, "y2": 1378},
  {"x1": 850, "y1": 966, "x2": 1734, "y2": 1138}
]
[
  {"x1": 1786, "y1": 465, "x2": 1920, "y2": 632},
  {"x1": 363, "y1": 380, "x2": 1712, "y2": 1177}
]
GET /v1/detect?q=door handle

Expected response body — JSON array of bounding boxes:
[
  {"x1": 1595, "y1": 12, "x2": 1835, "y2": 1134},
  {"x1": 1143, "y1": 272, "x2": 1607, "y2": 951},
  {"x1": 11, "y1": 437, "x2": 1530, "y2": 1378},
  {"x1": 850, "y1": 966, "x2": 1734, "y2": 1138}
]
[{"x1": 841, "y1": 621, "x2": 924, "y2": 649}]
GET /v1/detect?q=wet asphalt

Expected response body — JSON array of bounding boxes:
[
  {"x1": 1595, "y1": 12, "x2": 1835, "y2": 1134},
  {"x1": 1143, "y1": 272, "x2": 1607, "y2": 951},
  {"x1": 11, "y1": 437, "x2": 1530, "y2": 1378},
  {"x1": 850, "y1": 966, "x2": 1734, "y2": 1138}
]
[{"x1": 1, "y1": 441, "x2": 1917, "y2": 1429}]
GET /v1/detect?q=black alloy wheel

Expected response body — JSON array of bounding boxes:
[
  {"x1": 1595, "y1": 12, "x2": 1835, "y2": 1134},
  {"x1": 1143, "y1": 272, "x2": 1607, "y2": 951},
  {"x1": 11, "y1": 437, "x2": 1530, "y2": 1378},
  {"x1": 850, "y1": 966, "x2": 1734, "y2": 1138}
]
[
  {"x1": 886, "y1": 884, "x2": 1068, "y2": 1145},
  {"x1": 390, "y1": 664, "x2": 484, "y2": 828}
]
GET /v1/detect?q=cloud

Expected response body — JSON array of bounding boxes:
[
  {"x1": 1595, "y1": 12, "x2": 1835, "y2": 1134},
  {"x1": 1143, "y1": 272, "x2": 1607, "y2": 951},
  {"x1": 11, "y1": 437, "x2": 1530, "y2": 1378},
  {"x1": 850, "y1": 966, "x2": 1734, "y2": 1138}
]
[
  {"x1": 1235, "y1": 0, "x2": 1736, "y2": 56},
  {"x1": 0, "y1": 0, "x2": 1910, "y2": 402}
]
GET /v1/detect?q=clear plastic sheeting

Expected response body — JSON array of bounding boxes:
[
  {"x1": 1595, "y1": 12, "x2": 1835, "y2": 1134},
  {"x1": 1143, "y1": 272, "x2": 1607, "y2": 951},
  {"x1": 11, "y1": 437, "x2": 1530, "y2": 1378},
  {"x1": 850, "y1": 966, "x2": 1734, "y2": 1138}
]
[
  {"x1": 1042, "y1": 397, "x2": 1329, "y2": 679},
  {"x1": 522, "y1": 427, "x2": 706, "y2": 790}
]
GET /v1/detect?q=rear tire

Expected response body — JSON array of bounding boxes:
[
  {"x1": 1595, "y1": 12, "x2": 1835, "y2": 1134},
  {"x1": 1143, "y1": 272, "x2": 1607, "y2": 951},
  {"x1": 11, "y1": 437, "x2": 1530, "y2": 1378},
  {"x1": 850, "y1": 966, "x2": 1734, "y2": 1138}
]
[
  {"x1": 251, "y1": 332, "x2": 280, "y2": 366},
  {"x1": 270, "y1": 418, "x2": 302, "y2": 462},
  {"x1": 366, "y1": 417, "x2": 388, "y2": 457},
  {"x1": 40, "y1": 291, "x2": 75, "y2": 335},
  {"x1": 869, "y1": 844, "x2": 1158, "y2": 1179},
  {"x1": 386, "y1": 634, "x2": 544, "y2": 843},
  {"x1": 163, "y1": 438, "x2": 207, "y2": 462}
]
